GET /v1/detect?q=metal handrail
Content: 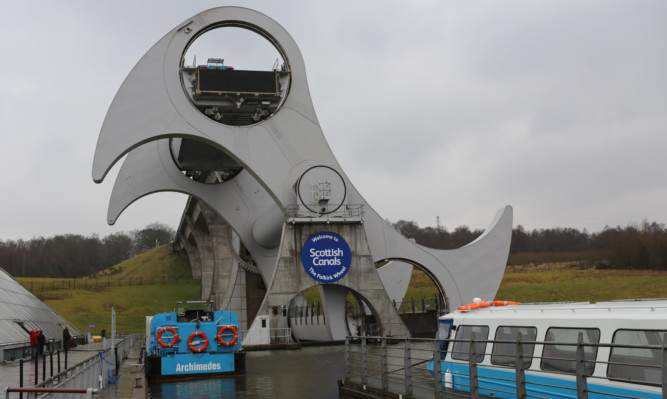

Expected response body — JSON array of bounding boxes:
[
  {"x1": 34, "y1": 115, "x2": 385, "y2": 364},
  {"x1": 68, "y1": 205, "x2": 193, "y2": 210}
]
[
  {"x1": 343, "y1": 335, "x2": 667, "y2": 398},
  {"x1": 2, "y1": 387, "x2": 98, "y2": 399}
]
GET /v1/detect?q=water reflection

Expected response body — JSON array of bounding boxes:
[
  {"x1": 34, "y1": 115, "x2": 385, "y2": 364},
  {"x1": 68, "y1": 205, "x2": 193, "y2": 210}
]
[
  {"x1": 149, "y1": 346, "x2": 353, "y2": 399},
  {"x1": 152, "y1": 378, "x2": 239, "y2": 398}
]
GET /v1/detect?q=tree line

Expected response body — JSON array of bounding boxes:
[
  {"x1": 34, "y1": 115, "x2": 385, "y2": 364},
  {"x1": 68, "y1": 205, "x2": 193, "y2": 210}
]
[
  {"x1": 393, "y1": 220, "x2": 667, "y2": 270},
  {"x1": 3, "y1": 219, "x2": 666, "y2": 277},
  {"x1": 0, "y1": 223, "x2": 174, "y2": 278}
]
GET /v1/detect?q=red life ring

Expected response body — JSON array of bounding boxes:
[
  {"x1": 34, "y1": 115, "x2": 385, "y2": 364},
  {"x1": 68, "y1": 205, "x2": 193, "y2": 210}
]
[
  {"x1": 187, "y1": 331, "x2": 209, "y2": 353},
  {"x1": 216, "y1": 325, "x2": 238, "y2": 347},
  {"x1": 157, "y1": 326, "x2": 178, "y2": 348}
]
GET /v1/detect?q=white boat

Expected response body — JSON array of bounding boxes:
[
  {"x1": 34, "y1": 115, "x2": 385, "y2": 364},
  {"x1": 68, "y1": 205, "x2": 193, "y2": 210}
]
[{"x1": 428, "y1": 299, "x2": 666, "y2": 398}]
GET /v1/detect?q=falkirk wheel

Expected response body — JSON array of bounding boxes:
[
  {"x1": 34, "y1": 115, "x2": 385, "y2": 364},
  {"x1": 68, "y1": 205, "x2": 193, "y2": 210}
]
[{"x1": 92, "y1": 7, "x2": 513, "y2": 342}]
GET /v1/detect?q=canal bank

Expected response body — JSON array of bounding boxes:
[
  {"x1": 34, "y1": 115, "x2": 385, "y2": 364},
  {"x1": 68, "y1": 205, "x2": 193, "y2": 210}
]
[{"x1": 102, "y1": 337, "x2": 146, "y2": 399}]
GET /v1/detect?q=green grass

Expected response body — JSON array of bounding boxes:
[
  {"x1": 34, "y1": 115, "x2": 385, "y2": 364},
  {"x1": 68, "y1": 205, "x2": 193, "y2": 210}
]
[
  {"x1": 18, "y1": 248, "x2": 667, "y2": 333},
  {"x1": 42, "y1": 284, "x2": 200, "y2": 334},
  {"x1": 17, "y1": 246, "x2": 199, "y2": 333},
  {"x1": 404, "y1": 263, "x2": 667, "y2": 305},
  {"x1": 496, "y1": 268, "x2": 667, "y2": 303}
]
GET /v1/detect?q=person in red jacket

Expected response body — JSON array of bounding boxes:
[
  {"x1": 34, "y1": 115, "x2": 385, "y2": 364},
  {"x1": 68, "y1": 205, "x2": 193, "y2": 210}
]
[{"x1": 29, "y1": 330, "x2": 38, "y2": 359}]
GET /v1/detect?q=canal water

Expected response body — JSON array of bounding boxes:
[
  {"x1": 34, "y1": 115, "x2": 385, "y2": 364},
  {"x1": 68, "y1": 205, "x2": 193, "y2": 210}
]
[{"x1": 148, "y1": 345, "x2": 354, "y2": 398}]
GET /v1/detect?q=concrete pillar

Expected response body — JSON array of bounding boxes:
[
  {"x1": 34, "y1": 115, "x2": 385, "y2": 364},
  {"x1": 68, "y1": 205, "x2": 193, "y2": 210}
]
[
  {"x1": 186, "y1": 209, "x2": 214, "y2": 300},
  {"x1": 246, "y1": 221, "x2": 410, "y2": 341},
  {"x1": 199, "y1": 205, "x2": 249, "y2": 331},
  {"x1": 178, "y1": 231, "x2": 201, "y2": 280}
]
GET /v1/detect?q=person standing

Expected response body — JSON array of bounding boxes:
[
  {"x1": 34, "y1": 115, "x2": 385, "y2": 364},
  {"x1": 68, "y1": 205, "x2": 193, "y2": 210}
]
[
  {"x1": 63, "y1": 327, "x2": 71, "y2": 351},
  {"x1": 29, "y1": 330, "x2": 38, "y2": 359},
  {"x1": 37, "y1": 329, "x2": 46, "y2": 356}
]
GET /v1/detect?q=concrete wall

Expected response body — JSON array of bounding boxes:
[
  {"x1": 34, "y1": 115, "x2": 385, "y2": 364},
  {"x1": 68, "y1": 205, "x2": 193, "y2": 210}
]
[{"x1": 249, "y1": 221, "x2": 410, "y2": 340}]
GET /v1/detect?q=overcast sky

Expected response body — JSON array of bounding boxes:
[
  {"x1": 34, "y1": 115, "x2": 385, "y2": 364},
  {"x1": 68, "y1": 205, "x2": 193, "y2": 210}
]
[{"x1": 1, "y1": 1, "x2": 666, "y2": 240}]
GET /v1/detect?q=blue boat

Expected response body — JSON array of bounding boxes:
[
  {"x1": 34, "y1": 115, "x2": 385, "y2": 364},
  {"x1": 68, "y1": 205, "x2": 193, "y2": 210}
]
[
  {"x1": 428, "y1": 299, "x2": 666, "y2": 398},
  {"x1": 145, "y1": 301, "x2": 246, "y2": 381}
]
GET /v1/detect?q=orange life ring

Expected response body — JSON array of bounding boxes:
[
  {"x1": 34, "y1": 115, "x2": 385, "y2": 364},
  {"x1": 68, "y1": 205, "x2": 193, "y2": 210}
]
[
  {"x1": 492, "y1": 301, "x2": 520, "y2": 307},
  {"x1": 457, "y1": 301, "x2": 491, "y2": 311},
  {"x1": 457, "y1": 300, "x2": 520, "y2": 311},
  {"x1": 157, "y1": 326, "x2": 178, "y2": 348},
  {"x1": 216, "y1": 325, "x2": 238, "y2": 347},
  {"x1": 187, "y1": 331, "x2": 209, "y2": 353}
]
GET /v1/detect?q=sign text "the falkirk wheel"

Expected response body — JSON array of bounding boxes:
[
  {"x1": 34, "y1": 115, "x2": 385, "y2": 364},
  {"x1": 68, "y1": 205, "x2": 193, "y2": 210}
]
[{"x1": 301, "y1": 232, "x2": 352, "y2": 283}]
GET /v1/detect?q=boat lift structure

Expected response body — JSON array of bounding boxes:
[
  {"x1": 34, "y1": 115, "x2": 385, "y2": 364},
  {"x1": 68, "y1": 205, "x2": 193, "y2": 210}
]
[{"x1": 92, "y1": 7, "x2": 513, "y2": 345}]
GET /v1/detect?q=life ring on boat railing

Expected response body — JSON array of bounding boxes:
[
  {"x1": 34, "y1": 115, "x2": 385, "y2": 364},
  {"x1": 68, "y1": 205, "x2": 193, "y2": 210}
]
[
  {"x1": 458, "y1": 300, "x2": 520, "y2": 311},
  {"x1": 216, "y1": 325, "x2": 238, "y2": 347},
  {"x1": 157, "y1": 326, "x2": 178, "y2": 348},
  {"x1": 492, "y1": 300, "x2": 520, "y2": 307},
  {"x1": 187, "y1": 331, "x2": 209, "y2": 353},
  {"x1": 458, "y1": 301, "x2": 491, "y2": 311}
]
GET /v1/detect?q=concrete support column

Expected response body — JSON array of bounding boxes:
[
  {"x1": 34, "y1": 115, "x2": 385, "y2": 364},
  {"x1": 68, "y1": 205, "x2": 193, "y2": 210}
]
[
  {"x1": 199, "y1": 205, "x2": 249, "y2": 330},
  {"x1": 246, "y1": 221, "x2": 410, "y2": 342},
  {"x1": 178, "y1": 231, "x2": 201, "y2": 280},
  {"x1": 200, "y1": 205, "x2": 234, "y2": 305},
  {"x1": 186, "y1": 209, "x2": 214, "y2": 300}
]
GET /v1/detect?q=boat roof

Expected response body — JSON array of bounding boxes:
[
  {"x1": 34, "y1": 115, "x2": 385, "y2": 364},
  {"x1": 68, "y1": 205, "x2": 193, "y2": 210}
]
[{"x1": 440, "y1": 299, "x2": 667, "y2": 322}]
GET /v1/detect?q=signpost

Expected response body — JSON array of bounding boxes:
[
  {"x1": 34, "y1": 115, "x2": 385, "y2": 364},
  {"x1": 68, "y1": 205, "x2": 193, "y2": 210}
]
[{"x1": 301, "y1": 231, "x2": 352, "y2": 283}]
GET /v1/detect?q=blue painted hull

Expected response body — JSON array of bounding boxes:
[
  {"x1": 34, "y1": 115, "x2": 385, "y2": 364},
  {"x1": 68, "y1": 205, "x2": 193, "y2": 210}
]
[
  {"x1": 428, "y1": 361, "x2": 661, "y2": 399},
  {"x1": 146, "y1": 351, "x2": 246, "y2": 381},
  {"x1": 146, "y1": 303, "x2": 245, "y2": 382}
]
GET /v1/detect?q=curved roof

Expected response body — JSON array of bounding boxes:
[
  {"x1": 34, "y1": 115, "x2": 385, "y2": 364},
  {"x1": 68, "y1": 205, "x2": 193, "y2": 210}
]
[{"x1": 0, "y1": 267, "x2": 82, "y2": 346}]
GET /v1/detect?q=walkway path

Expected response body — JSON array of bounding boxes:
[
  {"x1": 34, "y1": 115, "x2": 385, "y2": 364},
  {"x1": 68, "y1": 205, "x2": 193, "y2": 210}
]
[
  {"x1": 1, "y1": 338, "x2": 146, "y2": 398},
  {"x1": 100, "y1": 338, "x2": 146, "y2": 399},
  {"x1": 0, "y1": 341, "x2": 104, "y2": 390}
]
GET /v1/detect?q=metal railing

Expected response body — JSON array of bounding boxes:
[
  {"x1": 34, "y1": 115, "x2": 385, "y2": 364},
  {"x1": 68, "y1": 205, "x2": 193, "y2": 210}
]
[
  {"x1": 392, "y1": 295, "x2": 446, "y2": 314},
  {"x1": 13, "y1": 335, "x2": 137, "y2": 399},
  {"x1": 343, "y1": 335, "x2": 667, "y2": 399},
  {"x1": 241, "y1": 328, "x2": 292, "y2": 346},
  {"x1": 284, "y1": 204, "x2": 365, "y2": 220},
  {"x1": 2, "y1": 388, "x2": 98, "y2": 399},
  {"x1": 21, "y1": 276, "x2": 194, "y2": 293}
]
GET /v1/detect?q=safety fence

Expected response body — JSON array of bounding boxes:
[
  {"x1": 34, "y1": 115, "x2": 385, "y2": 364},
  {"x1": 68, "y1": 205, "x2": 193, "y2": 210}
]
[
  {"x1": 393, "y1": 294, "x2": 446, "y2": 314},
  {"x1": 1, "y1": 388, "x2": 97, "y2": 399},
  {"x1": 21, "y1": 276, "x2": 194, "y2": 293},
  {"x1": 284, "y1": 204, "x2": 365, "y2": 220},
  {"x1": 289, "y1": 303, "x2": 324, "y2": 319},
  {"x1": 342, "y1": 335, "x2": 667, "y2": 399},
  {"x1": 4, "y1": 335, "x2": 137, "y2": 399},
  {"x1": 241, "y1": 327, "x2": 292, "y2": 346}
]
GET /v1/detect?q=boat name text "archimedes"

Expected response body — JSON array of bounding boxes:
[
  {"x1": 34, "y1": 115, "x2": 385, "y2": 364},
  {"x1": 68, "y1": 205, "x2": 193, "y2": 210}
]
[{"x1": 175, "y1": 362, "x2": 222, "y2": 372}]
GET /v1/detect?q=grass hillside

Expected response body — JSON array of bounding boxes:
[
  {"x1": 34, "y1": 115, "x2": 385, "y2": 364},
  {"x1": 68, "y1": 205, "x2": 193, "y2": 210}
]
[
  {"x1": 495, "y1": 263, "x2": 667, "y2": 303},
  {"x1": 18, "y1": 247, "x2": 667, "y2": 335},
  {"x1": 17, "y1": 246, "x2": 199, "y2": 334},
  {"x1": 405, "y1": 262, "x2": 667, "y2": 304}
]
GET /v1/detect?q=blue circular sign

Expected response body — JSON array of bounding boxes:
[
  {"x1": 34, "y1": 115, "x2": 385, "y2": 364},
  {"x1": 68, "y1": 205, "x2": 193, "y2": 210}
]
[{"x1": 301, "y1": 231, "x2": 352, "y2": 283}]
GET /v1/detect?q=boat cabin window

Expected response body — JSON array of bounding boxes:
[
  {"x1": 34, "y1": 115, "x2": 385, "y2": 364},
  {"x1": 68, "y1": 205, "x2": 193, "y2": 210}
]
[
  {"x1": 491, "y1": 326, "x2": 537, "y2": 369},
  {"x1": 438, "y1": 319, "x2": 454, "y2": 340},
  {"x1": 608, "y1": 329, "x2": 666, "y2": 386},
  {"x1": 451, "y1": 325, "x2": 489, "y2": 363},
  {"x1": 437, "y1": 319, "x2": 454, "y2": 359},
  {"x1": 175, "y1": 301, "x2": 215, "y2": 322},
  {"x1": 541, "y1": 327, "x2": 600, "y2": 375}
]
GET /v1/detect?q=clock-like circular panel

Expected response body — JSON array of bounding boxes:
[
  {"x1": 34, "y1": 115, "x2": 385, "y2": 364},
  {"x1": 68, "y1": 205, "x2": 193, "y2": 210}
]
[{"x1": 297, "y1": 166, "x2": 347, "y2": 215}]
